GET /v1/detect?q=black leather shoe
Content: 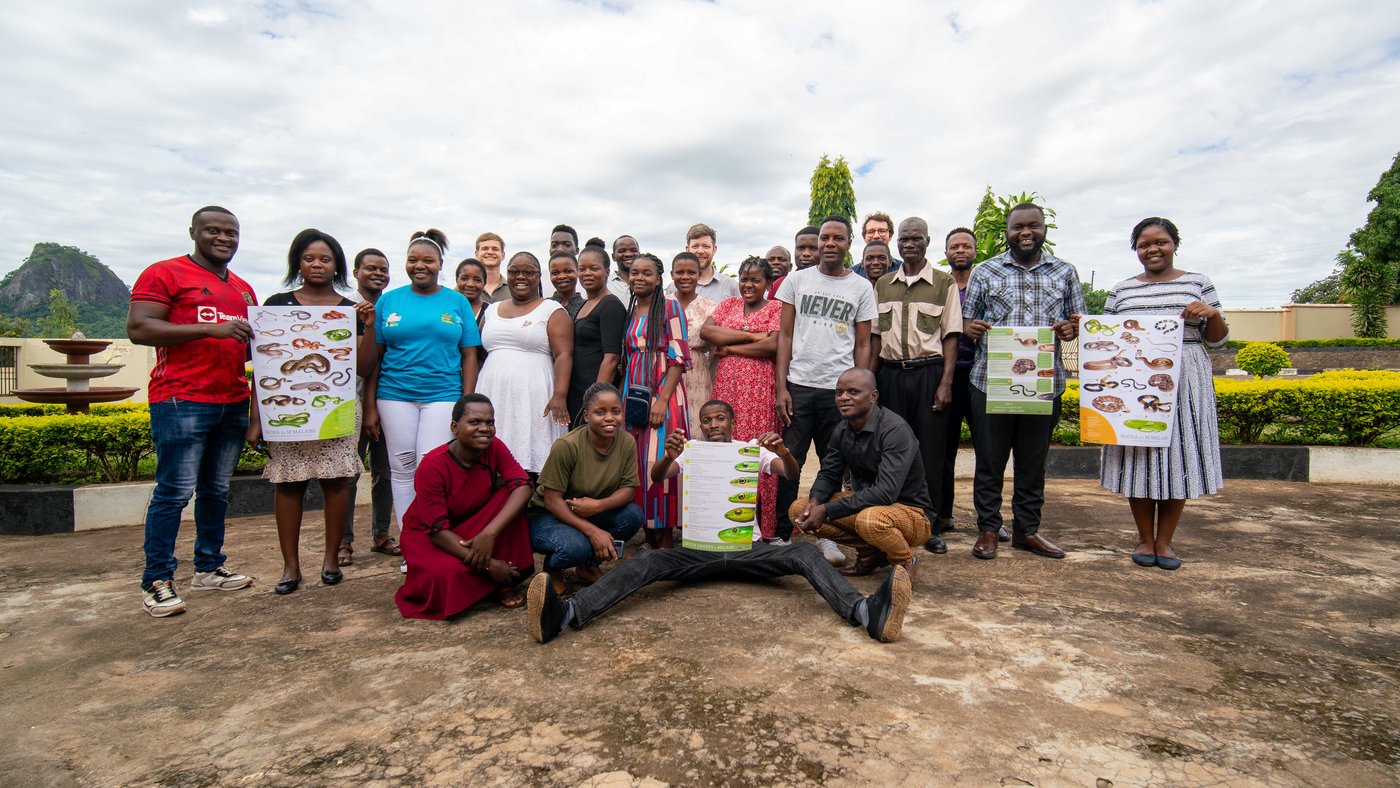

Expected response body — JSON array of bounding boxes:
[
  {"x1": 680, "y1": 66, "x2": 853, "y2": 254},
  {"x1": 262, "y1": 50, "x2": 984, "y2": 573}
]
[
  {"x1": 936, "y1": 516, "x2": 955, "y2": 534},
  {"x1": 527, "y1": 572, "x2": 566, "y2": 643},
  {"x1": 924, "y1": 533, "x2": 947, "y2": 554},
  {"x1": 274, "y1": 576, "x2": 301, "y2": 595},
  {"x1": 320, "y1": 569, "x2": 343, "y2": 586},
  {"x1": 998, "y1": 526, "x2": 1011, "y2": 542},
  {"x1": 864, "y1": 564, "x2": 912, "y2": 643}
]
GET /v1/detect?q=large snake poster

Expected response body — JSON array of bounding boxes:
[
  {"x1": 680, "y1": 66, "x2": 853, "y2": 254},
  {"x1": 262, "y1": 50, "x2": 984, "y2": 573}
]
[
  {"x1": 249, "y1": 306, "x2": 357, "y2": 441},
  {"x1": 1077, "y1": 314, "x2": 1184, "y2": 447},
  {"x1": 679, "y1": 440, "x2": 757, "y2": 553}
]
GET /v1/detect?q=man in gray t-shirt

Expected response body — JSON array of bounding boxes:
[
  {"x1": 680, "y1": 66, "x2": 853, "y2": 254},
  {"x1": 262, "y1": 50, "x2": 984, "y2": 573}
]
[{"x1": 774, "y1": 215, "x2": 877, "y2": 541}]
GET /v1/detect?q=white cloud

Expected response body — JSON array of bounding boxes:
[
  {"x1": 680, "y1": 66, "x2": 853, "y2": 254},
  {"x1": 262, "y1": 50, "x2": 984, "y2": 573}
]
[{"x1": 0, "y1": 0, "x2": 1397, "y2": 308}]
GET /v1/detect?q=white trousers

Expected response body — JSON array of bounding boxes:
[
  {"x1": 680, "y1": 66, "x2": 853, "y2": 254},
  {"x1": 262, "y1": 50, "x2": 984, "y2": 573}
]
[{"x1": 376, "y1": 400, "x2": 455, "y2": 525}]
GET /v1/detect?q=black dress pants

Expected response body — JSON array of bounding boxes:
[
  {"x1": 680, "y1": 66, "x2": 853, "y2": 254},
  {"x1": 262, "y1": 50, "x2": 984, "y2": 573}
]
[
  {"x1": 969, "y1": 388, "x2": 1061, "y2": 535},
  {"x1": 569, "y1": 543, "x2": 865, "y2": 628},
  {"x1": 776, "y1": 383, "x2": 841, "y2": 540},
  {"x1": 875, "y1": 359, "x2": 949, "y2": 514}
]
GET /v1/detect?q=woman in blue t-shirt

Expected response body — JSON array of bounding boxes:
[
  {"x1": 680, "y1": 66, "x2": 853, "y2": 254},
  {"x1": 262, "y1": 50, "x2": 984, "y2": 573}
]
[{"x1": 366, "y1": 229, "x2": 482, "y2": 531}]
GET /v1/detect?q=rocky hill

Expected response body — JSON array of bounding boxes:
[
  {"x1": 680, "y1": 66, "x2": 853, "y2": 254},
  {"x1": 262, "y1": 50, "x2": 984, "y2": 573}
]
[{"x1": 0, "y1": 243, "x2": 131, "y2": 337}]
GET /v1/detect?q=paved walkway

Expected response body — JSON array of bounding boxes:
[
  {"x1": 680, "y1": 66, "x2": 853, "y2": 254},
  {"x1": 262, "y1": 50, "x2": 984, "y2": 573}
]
[{"x1": 1, "y1": 479, "x2": 1397, "y2": 786}]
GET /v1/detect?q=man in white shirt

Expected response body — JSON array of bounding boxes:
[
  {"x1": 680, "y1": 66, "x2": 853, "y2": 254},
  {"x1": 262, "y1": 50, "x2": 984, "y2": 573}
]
[{"x1": 607, "y1": 234, "x2": 638, "y2": 302}]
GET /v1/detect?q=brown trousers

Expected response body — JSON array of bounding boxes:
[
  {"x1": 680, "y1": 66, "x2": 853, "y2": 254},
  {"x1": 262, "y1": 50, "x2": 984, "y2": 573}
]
[{"x1": 788, "y1": 491, "x2": 930, "y2": 565}]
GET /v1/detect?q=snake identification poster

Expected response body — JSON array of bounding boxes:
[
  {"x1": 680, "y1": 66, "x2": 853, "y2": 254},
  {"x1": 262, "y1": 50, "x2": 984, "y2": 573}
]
[
  {"x1": 985, "y1": 326, "x2": 1056, "y2": 415},
  {"x1": 1077, "y1": 314, "x2": 1184, "y2": 447},
  {"x1": 249, "y1": 306, "x2": 357, "y2": 441},
  {"x1": 679, "y1": 440, "x2": 758, "y2": 552}
]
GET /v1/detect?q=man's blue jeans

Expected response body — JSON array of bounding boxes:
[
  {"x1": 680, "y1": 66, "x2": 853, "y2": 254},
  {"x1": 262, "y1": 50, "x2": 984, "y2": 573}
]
[
  {"x1": 529, "y1": 503, "x2": 644, "y2": 571},
  {"x1": 141, "y1": 399, "x2": 248, "y2": 589}
]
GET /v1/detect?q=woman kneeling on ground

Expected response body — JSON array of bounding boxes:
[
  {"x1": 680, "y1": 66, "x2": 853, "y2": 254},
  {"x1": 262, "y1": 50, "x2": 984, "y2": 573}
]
[
  {"x1": 529, "y1": 382, "x2": 645, "y2": 594},
  {"x1": 396, "y1": 394, "x2": 534, "y2": 618}
]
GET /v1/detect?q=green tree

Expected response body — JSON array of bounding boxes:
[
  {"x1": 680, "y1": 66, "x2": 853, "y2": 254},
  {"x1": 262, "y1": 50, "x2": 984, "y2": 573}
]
[
  {"x1": 807, "y1": 154, "x2": 857, "y2": 264},
  {"x1": 1081, "y1": 282, "x2": 1109, "y2": 314},
  {"x1": 0, "y1": 315, "x2": 32, "y2": 337},
  {"x1": 1291, "y1": 269, "x2": 1344, "y2": 304},
  {"x1": 1335, "y1": 151, "x2": 1400, "y2": 336},
  {"x1": 971, "y1": 188, "x2": 1058, "y2": 263},
  {"x1": 38, "y1": 288, "x2": 79, "y2": 338}
]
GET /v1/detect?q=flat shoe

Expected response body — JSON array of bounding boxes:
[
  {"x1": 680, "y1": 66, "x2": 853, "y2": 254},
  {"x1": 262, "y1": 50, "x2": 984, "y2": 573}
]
[
  {"x1": 1155, "y1": 555, "x2": 1182, "y2": 571},
  {"x1": 274, "y1": 577, "x2": 301, "y2": 595},
  {"x1": 321, "y1": 569, "x2": 343, "y2": 586},
  {"x1": 1132, "y1": 552, "x2": 1157, "y2": 567}
]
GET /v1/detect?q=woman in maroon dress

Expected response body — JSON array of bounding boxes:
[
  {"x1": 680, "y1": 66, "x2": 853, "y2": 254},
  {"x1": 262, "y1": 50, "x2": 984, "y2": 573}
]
[
  {"x1": 701, "y1": 256, "x2": 782, "y2": 539},
  {"x1": 396, "y1": 394, "x2": 535, "y2": 619}
]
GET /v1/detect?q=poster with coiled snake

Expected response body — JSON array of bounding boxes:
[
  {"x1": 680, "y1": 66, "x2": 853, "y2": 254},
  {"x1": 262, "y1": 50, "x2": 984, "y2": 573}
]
[
  {"x1": 248, "y1": 306, "x2": 357, "y2": 441},
  {"x1": 1077, "y1": 315, "x2": 1184, "y2": 447}
]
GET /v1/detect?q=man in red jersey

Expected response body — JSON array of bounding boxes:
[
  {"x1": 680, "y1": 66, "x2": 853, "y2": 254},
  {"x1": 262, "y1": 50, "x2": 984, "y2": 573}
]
[{"x1": 127, "y1": 206, "x2": 258, "y2": 617}]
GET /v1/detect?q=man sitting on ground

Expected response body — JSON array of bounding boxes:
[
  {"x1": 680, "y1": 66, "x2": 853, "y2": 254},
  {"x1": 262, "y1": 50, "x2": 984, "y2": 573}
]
[
  {"x1": 789, "y1": 367, "x2": 934, "y2": 583},
  {"x1": 526, "y1": 399, "x2": 913, "y2": 644}
]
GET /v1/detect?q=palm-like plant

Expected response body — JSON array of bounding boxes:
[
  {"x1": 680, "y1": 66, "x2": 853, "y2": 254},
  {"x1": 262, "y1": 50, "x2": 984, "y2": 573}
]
[{"x1": 971, "y1": 186, "x2": 1058, "y2": 263}]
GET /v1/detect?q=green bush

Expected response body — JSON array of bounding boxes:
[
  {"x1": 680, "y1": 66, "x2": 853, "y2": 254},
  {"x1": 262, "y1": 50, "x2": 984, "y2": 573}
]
[
  {"x1": 1236, "y1": 342, "x2": 1291, "y2": 377},
  {"x1": 1214, "y1": 378, "x2": 1292, "y2": 443},
  {"x1": 0, "y1": 403, "x2": 147, "y2": 418},
  {"x1": 1285, "y1": 378, "x2": 1400, "y2": 446},
  {"x1": 0, "y1": 412, "x2": 154, "y2": 483},
  {"x1": 1222, "y1": 338, "x2": 1400, "y2": 349}
]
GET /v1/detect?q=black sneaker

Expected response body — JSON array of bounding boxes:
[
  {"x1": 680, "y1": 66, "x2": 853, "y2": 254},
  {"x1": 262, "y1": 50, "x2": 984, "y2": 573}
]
[
  {"x1": 527, "y1": 572, "x2": 566, "y2": 644},
  {"x1": 865, "y1": 565, "x2": 912, "y2": 643}
]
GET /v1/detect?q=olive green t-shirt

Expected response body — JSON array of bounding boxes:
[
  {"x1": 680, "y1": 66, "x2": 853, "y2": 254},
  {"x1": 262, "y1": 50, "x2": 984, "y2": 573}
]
[{"x1": 528, "y1": 426, "x2": 640, "y2": 515}]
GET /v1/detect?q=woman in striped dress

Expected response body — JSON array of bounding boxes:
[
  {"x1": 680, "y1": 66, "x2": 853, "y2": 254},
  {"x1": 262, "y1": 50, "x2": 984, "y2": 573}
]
[
  {"x1": 622, "y1": 253, "x2": 692, "y2": 548},
  {"x1": 1099, "y1": 217, "x2": 1229, "y2": 570}
]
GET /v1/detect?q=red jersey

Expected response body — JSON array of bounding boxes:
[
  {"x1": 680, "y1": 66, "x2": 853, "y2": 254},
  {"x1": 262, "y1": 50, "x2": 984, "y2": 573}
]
[{"x1": 131, "y1": 255, "x2": 258, "y2": 404}]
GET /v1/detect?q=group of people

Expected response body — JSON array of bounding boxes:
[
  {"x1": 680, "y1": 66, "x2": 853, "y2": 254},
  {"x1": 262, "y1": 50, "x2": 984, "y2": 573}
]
[{"x1": 129, "y1": 205, "x2": 1227, "y2": 643}]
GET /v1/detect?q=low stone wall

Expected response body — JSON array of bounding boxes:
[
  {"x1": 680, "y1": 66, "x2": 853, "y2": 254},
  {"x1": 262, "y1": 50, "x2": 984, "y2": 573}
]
[{"x1": 1209, "y1": 346, "x2": 1400, "y2": 374}]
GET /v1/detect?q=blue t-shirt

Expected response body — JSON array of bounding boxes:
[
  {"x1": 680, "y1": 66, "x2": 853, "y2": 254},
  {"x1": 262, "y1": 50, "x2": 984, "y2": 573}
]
[{"x1": 375, "y1": 286, "x2": 481, "y2": 402}]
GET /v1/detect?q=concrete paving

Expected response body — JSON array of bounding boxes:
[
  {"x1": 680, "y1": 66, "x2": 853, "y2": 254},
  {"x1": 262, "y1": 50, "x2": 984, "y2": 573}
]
[{"x1": 1, "y1": 479, "x2": 1397, "y2": 786}]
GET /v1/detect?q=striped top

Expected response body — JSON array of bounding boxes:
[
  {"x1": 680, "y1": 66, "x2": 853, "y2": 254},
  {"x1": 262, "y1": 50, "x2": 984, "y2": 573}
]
[{"x1": 1104, "y1": 272, "x2": 1227, "y2": 347}]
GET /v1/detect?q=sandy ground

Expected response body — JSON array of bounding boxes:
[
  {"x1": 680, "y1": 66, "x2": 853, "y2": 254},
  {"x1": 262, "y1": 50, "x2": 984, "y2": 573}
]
[{"x1": 1, "y1": 478, "x2": 1398, "y2": 787}]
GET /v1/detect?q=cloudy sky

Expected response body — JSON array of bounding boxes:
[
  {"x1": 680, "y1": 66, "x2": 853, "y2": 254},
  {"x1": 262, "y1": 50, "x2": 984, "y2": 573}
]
[{"x1": 2, "y1": 1, "x2": 1398, "y2": 308}]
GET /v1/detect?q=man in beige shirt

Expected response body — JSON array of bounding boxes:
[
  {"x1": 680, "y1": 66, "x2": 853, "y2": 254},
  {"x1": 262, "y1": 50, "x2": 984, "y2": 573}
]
[{"x1": 870, "y1": 217, "x2": 964, "y2": 555}]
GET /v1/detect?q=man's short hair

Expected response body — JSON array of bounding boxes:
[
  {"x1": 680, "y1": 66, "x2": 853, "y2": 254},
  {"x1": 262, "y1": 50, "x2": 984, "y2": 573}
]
[
  {"x1": 1008, "y1": 202, "x2": 1044, "y2": 218},
  {"x1": 551, "y1": 224, "x2": 578, "y2": 245},
  {"x1": 673, "y1": 251, "x2": 700, "y2": 266},
  {"x1": 862, "y1": 212, "x2": 894, "y2": 236},
  {"x1": 819, "y1": 214, "x2": 853, "y2": 236},
  {"x1": 863, "y1": 240, "x2": 890, "y2": 253},
  {"x1": 699, "y1": 399, "x2": 735, "y2": 418},
  {"x1": 475, "y1": 231, "x2": 504, "y2": 250},
  {"x1": 686, "y1": 223, "x2": 717, "y2": 244},
  {"x1": 945, "y1": 227, "x2": 977, "y2": 243},
  {"x1": 191, "y1": 205, "x2": 235, "y2": 224},
  {"x1": 795, "y1": 225, "x2": 820, "y2": 240},
  {"x1": 353, "y1": 248, "x2": 387, "y2": 269}
]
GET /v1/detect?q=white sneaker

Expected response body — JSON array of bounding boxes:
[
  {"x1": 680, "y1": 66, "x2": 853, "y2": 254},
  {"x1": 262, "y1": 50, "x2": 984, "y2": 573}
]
[
  {"x1": 766, "y1": 537, "x2": 792, "y2": 546},
  {"x1": 816, "y1": 538, "x2": 845, "y2": 565},
  {"x1": 143, "y1": 579, "x2": 187, "y2": 617},
  {"x1": 400, "y1": 560, "x2": 408, "y2": 574},
  {"x1": 190, "y1": 566, "x2": 254, "y2": 591}
]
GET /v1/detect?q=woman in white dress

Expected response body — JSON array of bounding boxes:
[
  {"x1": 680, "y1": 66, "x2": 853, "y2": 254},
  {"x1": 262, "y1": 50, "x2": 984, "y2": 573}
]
[{"x1": 476, "y1": 251, "x2": 573, "y2": 474}]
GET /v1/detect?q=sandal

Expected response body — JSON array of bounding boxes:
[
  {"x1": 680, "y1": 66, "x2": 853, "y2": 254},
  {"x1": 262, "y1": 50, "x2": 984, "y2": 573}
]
[
  {"x1": 337, "y1": 544, "x2": 354, "y2": 567},
  {"x1": 498, "y1": 586, "x2": 524, "y2": 608},
  {"x1": 371, "y1": 537, "x2": 401, "y2": 556}
]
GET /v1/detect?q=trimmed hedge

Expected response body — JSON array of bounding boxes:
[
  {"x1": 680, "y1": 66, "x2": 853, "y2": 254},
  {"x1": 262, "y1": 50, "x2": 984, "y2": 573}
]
[
  {"x1": 0, "y1": 403, "x2": 147, "y2": 418},
  {"x1": 0, "y1": 408, "x2": 266, "y2": 484},
  {"x1": 1221, "y1": 338, "x2": 1400, "y2": 349},
  {"x1": 1066, "y1": 371, "x2": 1400, "y2": 446}
]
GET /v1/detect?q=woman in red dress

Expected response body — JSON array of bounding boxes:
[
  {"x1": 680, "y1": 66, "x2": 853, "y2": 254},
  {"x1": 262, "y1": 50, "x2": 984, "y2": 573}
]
[
  {"x1": 701, "y1": 256, "x2": 782, "y2": 539},
  {"x1": 396, "y1": 394, "x2": 535, "y2": 619}
]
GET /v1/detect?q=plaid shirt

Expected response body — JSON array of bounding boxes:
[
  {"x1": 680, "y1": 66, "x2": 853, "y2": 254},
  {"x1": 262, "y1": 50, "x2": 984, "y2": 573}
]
[{"x1": 962, "y1": 250, "x2": 1085, "y2": 395}]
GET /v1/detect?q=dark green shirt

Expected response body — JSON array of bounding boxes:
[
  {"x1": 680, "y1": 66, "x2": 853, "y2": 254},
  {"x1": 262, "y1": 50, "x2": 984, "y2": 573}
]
[{"x1": 528, "y1": 426, "x2": 640, "y2": 515}]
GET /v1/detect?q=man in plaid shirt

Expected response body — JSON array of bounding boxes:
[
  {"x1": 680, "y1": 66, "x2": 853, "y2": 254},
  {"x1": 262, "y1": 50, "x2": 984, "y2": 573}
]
[{"x1": 960, "y1": 203, "x2": 1085, "y2": 561}]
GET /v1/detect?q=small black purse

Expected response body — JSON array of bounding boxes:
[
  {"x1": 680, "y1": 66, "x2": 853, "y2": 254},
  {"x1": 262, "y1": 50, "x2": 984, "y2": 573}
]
[{"x1": 624, "y1": 383, "x2": 653, "y2": 428}]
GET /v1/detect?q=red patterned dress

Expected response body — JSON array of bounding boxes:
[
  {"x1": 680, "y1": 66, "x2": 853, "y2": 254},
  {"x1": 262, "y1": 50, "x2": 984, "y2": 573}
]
[
  {"x1": 708, "y1": 296, "x2": 782, "y2": 539},
  {"x1": 622, "y1": 297, "x2": 692, "y2": 530}
]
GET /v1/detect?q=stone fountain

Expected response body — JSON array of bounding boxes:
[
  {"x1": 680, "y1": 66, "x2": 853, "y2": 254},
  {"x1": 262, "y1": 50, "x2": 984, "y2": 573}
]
[{"x1": 13, "y1": 333, "x2": 139, "y2": 413}]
